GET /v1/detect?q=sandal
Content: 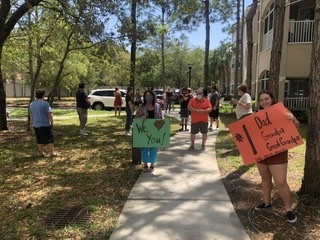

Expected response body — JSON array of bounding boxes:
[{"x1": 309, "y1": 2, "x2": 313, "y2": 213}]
[
  {"x1": 143, "y1": 164, "x2": 149, "y2": 172},
  {"x1": 50, "y1": 152, "x2": 58, "y2": 157},
  {"x1": 188, "y1": 145, "x2": 194, "y2": 151},
  {"x1": 37, "y1": 150, "x2": 45, "y2": 157}
]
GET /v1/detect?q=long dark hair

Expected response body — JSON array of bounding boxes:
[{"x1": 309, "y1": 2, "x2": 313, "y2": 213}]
[
  {"x1": 143, "y1": 90, "x2": 156, "y2": 106},
  {"x1": 257, "y1": 89, "x2": 276, "y2": 110}
]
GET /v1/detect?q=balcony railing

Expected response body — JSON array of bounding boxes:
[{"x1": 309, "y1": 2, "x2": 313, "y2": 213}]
[
  {"x1": 284, "y1": 97, "x2": 308, "y2": 109},
  {"x1": 262, "y1": 29, "x2": 273, "y2": 51},
  {"x1": 288, "y1": 20, "x2": 314, "y2": 43}
]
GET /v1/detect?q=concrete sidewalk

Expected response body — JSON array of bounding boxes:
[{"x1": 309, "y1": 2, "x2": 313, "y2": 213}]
[{"x1": 110, "y1": 111, "x2": 250, "y2": 240}]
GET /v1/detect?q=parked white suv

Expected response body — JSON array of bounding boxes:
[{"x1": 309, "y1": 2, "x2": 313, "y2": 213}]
[{"x1": 88, "y1": 89, "x2": 126, "y2": 110}]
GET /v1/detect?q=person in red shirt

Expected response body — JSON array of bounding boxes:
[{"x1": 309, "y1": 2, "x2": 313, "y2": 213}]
[{"x1": 187, "y1": 88, "x2": 212, "y2": 151}]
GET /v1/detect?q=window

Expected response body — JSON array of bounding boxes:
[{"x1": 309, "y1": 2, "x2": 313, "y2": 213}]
[
  {"x1": 260, "y1": 71, "x2": 269, "y2": 91},
  {"x1": 291, "y1": 79, "x2": 306, "y2": 97},
  {"x1": 93, "y1": 90, "x2": 113, "y2": 97},
  {"x1": 299, "y1": 7, "x2": 315, "y2": 20},
  {"x1": 285, "y1": 79, "x2": 308, "y2": 98},
  {"x1": 264, "y1": 2, "x2": 274, "y2": 34}
]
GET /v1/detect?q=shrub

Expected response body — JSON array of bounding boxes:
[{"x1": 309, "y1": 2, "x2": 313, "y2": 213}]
[{"x1": 288, "y1": 108, "x2": 308, "y2": 123}]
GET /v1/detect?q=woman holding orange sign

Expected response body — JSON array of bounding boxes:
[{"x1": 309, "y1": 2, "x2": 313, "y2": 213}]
[{"x1": 254, "y1": 89, "x2": 300, "y2": 223}]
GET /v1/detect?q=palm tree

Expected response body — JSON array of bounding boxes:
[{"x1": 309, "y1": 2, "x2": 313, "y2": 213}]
[{"x1": 209, "y1": 42, "x2": 234, "y2": 95}]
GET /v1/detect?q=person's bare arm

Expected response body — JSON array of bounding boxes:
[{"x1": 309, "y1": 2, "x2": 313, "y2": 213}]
[
  {"x1": 29, "y1": 113, "x2": 33, "y2": 129},
  {"x1": 48, "y1": 112, "x2": 54, "y2": 127}
]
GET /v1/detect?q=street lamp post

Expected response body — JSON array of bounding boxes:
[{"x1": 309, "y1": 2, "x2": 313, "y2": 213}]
[{"x1": 188, "y1": 63, "x2": 192, "y2": 88}]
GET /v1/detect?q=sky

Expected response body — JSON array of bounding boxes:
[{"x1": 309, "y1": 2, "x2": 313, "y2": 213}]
[{"x1": 183, "y1": 0, "x2": 252, "y2": 50}]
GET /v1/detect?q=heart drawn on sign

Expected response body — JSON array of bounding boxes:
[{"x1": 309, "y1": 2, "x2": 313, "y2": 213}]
[{"x1": 154, "y1": 120, "x2": 165, "y2": 131}]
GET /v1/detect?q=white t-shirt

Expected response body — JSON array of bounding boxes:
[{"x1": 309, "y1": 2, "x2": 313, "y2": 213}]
[{"x1": 235, "y1": 93, "x2": 253, "y2": 119}]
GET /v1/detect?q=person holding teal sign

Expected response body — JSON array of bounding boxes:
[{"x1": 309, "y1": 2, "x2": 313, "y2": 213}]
[{"x1": 136, "y1": 90, "x2": 163, "y2": 172}]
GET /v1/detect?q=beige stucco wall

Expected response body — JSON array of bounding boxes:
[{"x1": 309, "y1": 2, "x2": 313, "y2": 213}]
[
  {"x1": 257, "y1": 49, "x2": 271, "y2": 77},
  {"x1": 286, "y1": 44, "x2": 312, "y2": 77}
]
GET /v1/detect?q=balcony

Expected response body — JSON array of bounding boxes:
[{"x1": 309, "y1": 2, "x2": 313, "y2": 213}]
[
  {"x1": 288, "y1": 20, "x2": 314, "y2": 43},
  {"x1": 284, "y1": 97, "x2": 308, "y2": 108},
  {"x1": 262, "y1": 29, "x2": 273, "y2": 51}
]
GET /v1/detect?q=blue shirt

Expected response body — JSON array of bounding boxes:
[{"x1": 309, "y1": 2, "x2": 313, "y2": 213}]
[{"x1": 29, "y1": 100, "x2": 52, "y2": 128}]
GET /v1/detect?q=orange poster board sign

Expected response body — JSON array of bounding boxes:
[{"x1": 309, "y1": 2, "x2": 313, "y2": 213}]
[{"x1": 228, "y1": 102, "x2": 304, "y2": 166}]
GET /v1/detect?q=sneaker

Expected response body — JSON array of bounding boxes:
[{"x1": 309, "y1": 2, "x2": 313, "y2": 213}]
[
  {"x1": 84, "y1": 129, "x2": 90, "y2": 133},
  {"x1": 188, "y1": 145, "x2": 194, "y2": 151},
  {"x1": 143, "y1": 164, "x2": 149, "y2": 172},
  {"x1": 185, "y1": 128, "x2": 189, "y2": 131},
  {"x1": 149, "y1": 165, "x2": 154, "y2": 172},
  {"x1": 178, "y1": 128, "x2": 184, "y2": 131},
  {"x1": 80, "y1": 131, "x2": 88, "y2": 136},
  {"x1": 208, "y1": 126, "x2": 213, "y2": 131},
  {"x1": 126, "y1": 132, "x2": 132, "y2": 136},
  {"x1": 255, "y1": 203, "x2": 272, "y2": 210},
  {"x1": 286, "y1": 211, "x2": 297, "y2": 223},
  {"x1": 201, "y1": 145, "x2": 205, "y2": 151}
]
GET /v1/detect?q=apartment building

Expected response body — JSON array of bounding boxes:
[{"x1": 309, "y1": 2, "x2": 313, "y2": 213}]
[{"x1": 232, "y1": 0, "x2": 315, "y2": 108}]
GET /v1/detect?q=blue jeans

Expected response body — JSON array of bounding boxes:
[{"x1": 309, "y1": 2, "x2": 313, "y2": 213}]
[
  {"x1": 125, "y1": 107, "x2": 132, "y2": 132},
  {"x1": 141, "y1": 147, "x2": 158, "y2": 164}
]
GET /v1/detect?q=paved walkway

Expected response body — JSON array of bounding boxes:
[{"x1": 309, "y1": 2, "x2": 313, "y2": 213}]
[{"x1": 110, "y1": 111, "x2": 250, "y2": 240}]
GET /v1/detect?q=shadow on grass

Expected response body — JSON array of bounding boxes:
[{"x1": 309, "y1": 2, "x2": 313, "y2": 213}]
[{"x1": 0, "y1": 114, "x2": 182, "y2": 239}]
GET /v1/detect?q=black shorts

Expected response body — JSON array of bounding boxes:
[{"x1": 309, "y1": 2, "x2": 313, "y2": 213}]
[
  {"x1": 209, "y1": 109, "x2": 219, "y2": 119},
  {"x1": 191, "y1": 122, "x2": 208, "y2": 134},
  {"x1": 134, "y1": 101, "x2": 142, "y2": 106},
  {"x1": 180, "y1": 108, "x2": 189, "y2": 118},
  {"x1": 34, "y1": 126, "x2": 54, "y2": 145}
]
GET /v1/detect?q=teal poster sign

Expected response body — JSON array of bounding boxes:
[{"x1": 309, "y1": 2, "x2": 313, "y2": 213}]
[{"x1": 133, "y1": 119, "x2": 170, "y2": 148}]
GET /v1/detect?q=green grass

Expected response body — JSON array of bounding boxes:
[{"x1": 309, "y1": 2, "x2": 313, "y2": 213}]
[
  {"x1": 9, "y1": 108, "x2": 116, "y2": 118},
  {"x1": 0, "y1": 114, "x2": 181, "y2": 239}
]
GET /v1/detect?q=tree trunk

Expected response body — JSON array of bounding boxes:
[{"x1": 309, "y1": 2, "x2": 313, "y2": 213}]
[
  {"x1": 234, "y1": 0, "x2": 241, "y2": 95},
  {"x1": 12, "y1": 74, "x2": 17, "y2": 97},
  {"x1": 130, "y1": 0, "x2": 137, "y2": 92},
  {"x1": 161, "y1": 7, "x2": 166, "y2": 90},
  {"x1": 245, "y1": 0, "x2": 258, "y2": 94},
  {"x1": 219, "y1": 65, "x2": 225, "y2": 94},
  {"x1": 269, "y1": 0, "x2": 285, "y2": 102},
  {"x1": 224, "y1": 60, "x2": 230, "y2": 95},
  {"x1": 300, "y1": 1, "x2": 320, "y2": 197},
  {"x1": 0, "y1": 44, "x2": 8, "y2": 130},
  {"x1": 240, "y1": 0, "x2": 244, "y2": 85},
  {"x1": 47, "y1": 32, "x2": 73, "y2": 106},
  {"x1": 0, "y1": 0, "x2": 44, "y2": 130},
  {"x1": 204, "y1": 0, "x2": 210, "y2": 91}
]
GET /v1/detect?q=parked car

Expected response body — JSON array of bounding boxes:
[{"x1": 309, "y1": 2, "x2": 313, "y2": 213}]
[
  {"x1": 88, "y1": 89, "x2": 126, "y2": 110},
  {"x1": 173, "y1": 89, "x2": 180, "y2": 104},
  {"x1": 153, "y1": 89, "x2": 164, "y2": 100}
]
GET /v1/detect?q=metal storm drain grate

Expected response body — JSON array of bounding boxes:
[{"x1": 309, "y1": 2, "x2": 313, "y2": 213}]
[{"x1": 44, "y1": 206, "x2": 91, "y2": 229}]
